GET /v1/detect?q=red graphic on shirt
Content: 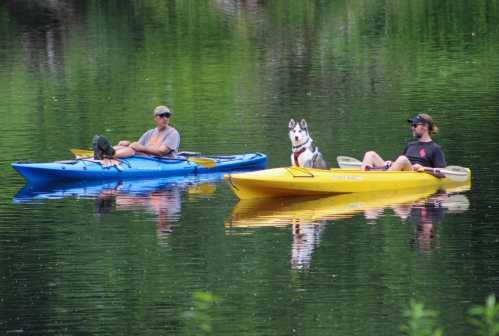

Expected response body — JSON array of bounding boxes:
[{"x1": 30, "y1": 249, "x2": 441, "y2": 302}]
[{"x1": 419, "y1": 148, "x2": 427, "y2": 158}]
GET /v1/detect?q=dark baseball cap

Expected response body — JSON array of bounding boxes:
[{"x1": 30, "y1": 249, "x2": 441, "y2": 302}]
[{"x1": 408, "y1": 114, "x2": 432, "y2": 126}]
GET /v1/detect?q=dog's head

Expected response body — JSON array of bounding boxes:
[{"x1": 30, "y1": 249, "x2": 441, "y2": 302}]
[{"x1": 289, "y1": 118, "x2": 311, "y2": 147}]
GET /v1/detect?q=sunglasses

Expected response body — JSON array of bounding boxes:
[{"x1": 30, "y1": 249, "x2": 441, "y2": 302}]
[
  {"x1": 411, "y1": 123, "x2": 425, "y2": 128},
  {"x1": 156, "y1": 112, "x2": 171, "y2": 118}
]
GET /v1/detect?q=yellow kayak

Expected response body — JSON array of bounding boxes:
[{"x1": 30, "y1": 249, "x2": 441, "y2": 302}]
[
  {"x1": 224, "y1": 166, "x2": 471, "y2": 199},
  {"x1": 226, "y1": 184, "x2": 470, "y2": 228}
]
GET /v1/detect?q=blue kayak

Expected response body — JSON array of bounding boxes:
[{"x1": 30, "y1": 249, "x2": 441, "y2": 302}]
[{"x1": 12, "y1": 153, "x2": 267, "y2": 184}]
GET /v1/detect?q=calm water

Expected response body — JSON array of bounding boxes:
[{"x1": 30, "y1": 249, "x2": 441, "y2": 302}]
[{"x1": 1, "y1": 1, "x2": 499, "y2": 335}]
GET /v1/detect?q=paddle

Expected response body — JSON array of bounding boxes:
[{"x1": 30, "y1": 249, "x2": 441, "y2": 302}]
[
  {"x1": 336, "y1": 156, "x2": 470, "y2": 182},
  {"x1": 70, "y1": 148, "x2": 216, "y2": 168},
  {"x1": 70, "y1": 148, "x2": 94, "y2": 158}
]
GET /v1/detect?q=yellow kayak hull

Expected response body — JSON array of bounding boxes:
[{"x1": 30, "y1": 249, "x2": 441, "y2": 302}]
[{"x1": 224, "y1": 167, "x2": 471, "y2": 199}]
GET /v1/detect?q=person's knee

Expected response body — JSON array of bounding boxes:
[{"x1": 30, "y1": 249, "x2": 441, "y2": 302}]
[
  {"x1": 391, "y1": 155, "x2": 412, "y2": 170},
  {"x1": 363, "y1": 150, "x2": 377, "y2": 159},
  {"x1": 394, "y1": 155, "x2": 410, "y2": 164}
]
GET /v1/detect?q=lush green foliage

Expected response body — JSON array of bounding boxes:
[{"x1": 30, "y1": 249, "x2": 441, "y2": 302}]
[
  {"x1": 469, "y1": 295, "x2": 499, "y2": 336},
  {"x1": 401, "y1": 300, "x2": 443, "y2": 336},
  {"x1": 183, "y1": 291, "x2": 220, "y2": 335},
  {"x1": 402, "y1": 296, "x2": 499, "y2": 336}
]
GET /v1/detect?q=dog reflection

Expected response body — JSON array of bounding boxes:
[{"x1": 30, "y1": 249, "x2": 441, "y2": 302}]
[{"x1": 291, "y1": 223, "x2": 325, "y2": 270}]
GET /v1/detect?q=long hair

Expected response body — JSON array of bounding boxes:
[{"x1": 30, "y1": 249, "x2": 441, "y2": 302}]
[{"x1": 419, "y1": 113, "x2": 439, "y2": 135}]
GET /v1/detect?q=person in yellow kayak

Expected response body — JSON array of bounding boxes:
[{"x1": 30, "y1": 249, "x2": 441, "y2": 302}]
[
  {"x1": 361, "y1": 113, "x2": 446, "y2": 172},
  {"x1": 93, "y1": 105, "x2": 180, "y2": 160}
]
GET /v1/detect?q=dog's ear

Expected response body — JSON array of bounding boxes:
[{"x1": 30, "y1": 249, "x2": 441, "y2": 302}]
[
  {"x1": 288, "y1": 119, "x2": 296, "y2": 129},
  {"x1": 300, "y1": 119, "x2": 308, "y2": 130}
]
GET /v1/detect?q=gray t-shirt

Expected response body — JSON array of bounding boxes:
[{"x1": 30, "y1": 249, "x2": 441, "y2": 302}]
[{"x1": 138, "y1": 126, "x2": 180, "y2": 157}]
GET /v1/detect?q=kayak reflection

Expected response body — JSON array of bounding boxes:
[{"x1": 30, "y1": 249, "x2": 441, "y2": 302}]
[
  {"x1": 14, "y1": 173, "x2": 224, "y2": 202},
  {"x1": 14, "y1": 174, "x2": 222, "y2": 240},
  {"x1": 226, "y1": 184, "x2": 470, "y2": 269}
]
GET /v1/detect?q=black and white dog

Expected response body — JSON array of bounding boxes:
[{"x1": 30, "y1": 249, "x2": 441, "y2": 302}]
[{"x1": 288, "y1": 119, "x2": 328, "y2": 169}]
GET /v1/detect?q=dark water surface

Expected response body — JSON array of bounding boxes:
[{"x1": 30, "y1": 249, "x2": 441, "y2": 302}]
[{"x1": 1, "y1": 1, "x2": 499, "y2": 335}]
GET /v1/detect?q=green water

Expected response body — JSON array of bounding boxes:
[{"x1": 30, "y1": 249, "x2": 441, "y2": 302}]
[{"x1": 1, "y1": 1, "x2": 499, "y2": 335}]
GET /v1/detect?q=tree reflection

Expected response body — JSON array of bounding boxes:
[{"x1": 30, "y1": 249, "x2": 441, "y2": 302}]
[{"x1": 4, "y1": 0, "x2": 81, "y2": 74}]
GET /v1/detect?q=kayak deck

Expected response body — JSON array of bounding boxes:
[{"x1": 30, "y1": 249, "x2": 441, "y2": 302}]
[
  {"x1": 12, "y1": 153, "x2": 267, "y2": 184},
  {"x1": 224, "y1": 166, "x2": 471, "y2": 199}
]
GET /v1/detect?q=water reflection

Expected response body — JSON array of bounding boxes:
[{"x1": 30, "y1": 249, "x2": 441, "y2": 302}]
[
  {"x1": 291, "y1": 223, "x2": 325, "y2": 270},
  {"x1": 95, "y1": 183, "x2": 183, "y2": 241},
  {"x1": 14, "y1": 174, "x2": 221, "y2": 241},
  {"x1": 407, "y1": 193, "x2": 469, "y2": 252},
  {"x1": 4, "y1": 0, "x2": 77, "y2": 28},
  {"x1": 226, "y1": 184, "x2": 470, "y2": 269},
  {"x1": 363, "y1": 191, "x2": 470, "y2": 251},
  {"x1": 4, "y1": 0, "x2": 80, "y2": 75}
]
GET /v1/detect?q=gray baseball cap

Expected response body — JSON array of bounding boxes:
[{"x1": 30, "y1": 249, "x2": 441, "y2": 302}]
[{"x1": 153, "y1": 105, "x2": 172, "y2": 117}]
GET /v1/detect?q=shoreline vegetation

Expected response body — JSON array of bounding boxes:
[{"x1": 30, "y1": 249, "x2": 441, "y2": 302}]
[
  {"x1": 185, "y1": 292, "x2": 499, "y2": 336},
  {"x1": 402, "y1": 295, "x2": 499, "y2": 336}
]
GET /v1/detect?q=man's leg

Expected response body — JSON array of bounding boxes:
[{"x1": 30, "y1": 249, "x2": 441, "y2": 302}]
[
  {"x1": 361, "y1": 151, "x2": 386, "y2": 171},
  {"x1": 388, "y1": 155, "x2": 413, "y2": 171},
  {"x1": 93, "y1": 134, "x2": 115, "y2": 160}
]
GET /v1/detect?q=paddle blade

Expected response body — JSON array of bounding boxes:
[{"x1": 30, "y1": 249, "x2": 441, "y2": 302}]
[
  {"x1": 187, "y1": 157, "x2": 216, "y2": 168},
  {"x1": 336, "y1": 156, "x2": 362, "y2": 169},
  {"x1": 187, "y1": 183, "x2": 216, "y2": 195},
  {"x1": 71, "y1": 148, "x2": 94, "y2": 158},
  {"x1": 444, "y1": 165, "x2": 469, "y2": 174},
  {"x1": 439, "y1": 166, "x2": 471, "y2": 182}
]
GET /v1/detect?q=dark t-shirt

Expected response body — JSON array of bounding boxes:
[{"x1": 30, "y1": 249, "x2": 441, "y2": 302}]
[{"x1": 402, "y1": 141, "x2": 446, "y2": 168}]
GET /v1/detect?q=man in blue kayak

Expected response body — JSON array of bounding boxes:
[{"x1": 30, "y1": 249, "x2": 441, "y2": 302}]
[
  {"x1": 361, "y1": 113, "x2": 446, "y2": 172},
  {"x1": 93, "y1": 105, "x2": 180, "y2": 160}
]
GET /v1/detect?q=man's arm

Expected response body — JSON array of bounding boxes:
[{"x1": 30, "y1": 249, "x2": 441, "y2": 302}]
[{"x1": 129, "y1": 142, "x2": 171, "y2": 156}]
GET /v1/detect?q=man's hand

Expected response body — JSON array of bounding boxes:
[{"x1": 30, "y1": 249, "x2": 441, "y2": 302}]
[
  {"x1": 118, "y1": 140, "x2": 130, "y2": 146},
  {"x1": 412, "y1": 164, "x2": 425, "y2": 172}
]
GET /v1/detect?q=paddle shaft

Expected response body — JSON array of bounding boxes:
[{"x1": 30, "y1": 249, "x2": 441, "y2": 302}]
[
  {"x1": 336, "y1": 155, "x2": 469, "y2": 182},
  {"x1": 339, "y1": 160, "x2": 466, "y2": 176}
]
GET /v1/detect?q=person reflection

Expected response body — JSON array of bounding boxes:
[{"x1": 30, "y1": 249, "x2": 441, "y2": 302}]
[
  {"x1": 364, "y1": 208, "x2": 385, "y2": 225},
  {"x1": 291, "y1": 223, "x2": 325, "y2": 270},
  {"x1": 360, "y1": 191, "x2": 468, "y2": 252},
  {"x1": 96, "y1": 186, "x2": 181, "y2": 241},
  {"x1": 406, "y1": 194, "x2": 447, "y2": 252}
]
